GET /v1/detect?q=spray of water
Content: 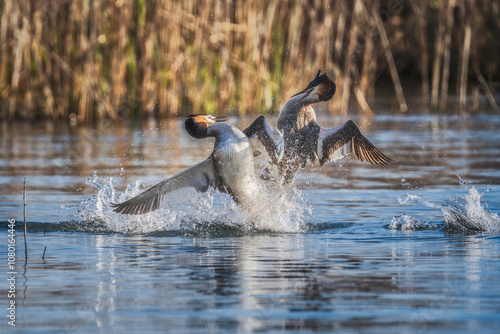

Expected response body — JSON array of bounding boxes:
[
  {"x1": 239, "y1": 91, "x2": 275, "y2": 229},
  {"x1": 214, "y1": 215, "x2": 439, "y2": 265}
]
[
  {"x1": 389, "y1": 214, "x2": 442, "y2": 231},
  {"x1": 391, "y1": 176, "x2": 500, "y2": 233},
  {"x1": 76, "y1": 172, "x2": 310, "y2": 234}
]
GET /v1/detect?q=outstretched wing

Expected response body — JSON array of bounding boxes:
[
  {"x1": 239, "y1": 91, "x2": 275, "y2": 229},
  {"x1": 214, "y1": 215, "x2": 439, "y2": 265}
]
[
  {"x1": 317, "y1": 120, "x2": 392, "y2": 166},
  {"x1": 243, "y1": 115, "x2": 284, "y2": 164},
  {"x1": 111, "y1": 158, "x2": 216, "y2": 215}
]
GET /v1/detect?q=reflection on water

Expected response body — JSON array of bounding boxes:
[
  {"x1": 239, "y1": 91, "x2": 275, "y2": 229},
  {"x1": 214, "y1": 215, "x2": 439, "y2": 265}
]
[
  {"x1": 8, "y1": 229, "x2": 500, "y2": 333},
  {"x1": 1, "y1": 113, "x2": 500, "y2": 332}
]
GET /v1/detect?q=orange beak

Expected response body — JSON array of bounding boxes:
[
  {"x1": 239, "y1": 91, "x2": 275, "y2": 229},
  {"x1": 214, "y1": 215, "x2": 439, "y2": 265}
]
[{"x1": 188, "y1": 114, "x2": 229, "y2": 123}]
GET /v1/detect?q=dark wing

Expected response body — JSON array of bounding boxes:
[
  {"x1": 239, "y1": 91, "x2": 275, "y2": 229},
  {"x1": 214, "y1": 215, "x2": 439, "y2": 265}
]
[
  {"x1": 317, "y1": 120, "x2": 392, "y2": 166},
  {"x1": 243, "y1": 115, "x2": 284, "y2": 164},
  {"x1": 111, "y1": 158, "x2": 216, "y2": 215}
]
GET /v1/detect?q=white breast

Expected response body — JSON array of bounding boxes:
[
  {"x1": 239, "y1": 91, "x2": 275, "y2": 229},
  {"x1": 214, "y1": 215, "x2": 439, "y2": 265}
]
[{"x1": 212, "y1": 124, "x2": 260, "y2": 203}]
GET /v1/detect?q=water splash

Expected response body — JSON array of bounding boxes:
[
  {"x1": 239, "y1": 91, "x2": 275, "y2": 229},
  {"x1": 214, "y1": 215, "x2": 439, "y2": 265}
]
[
  {"x1": 389, "y1": 214, "x2": 442, "y2": 231},
  {"x1": 391, "y1": 177, "x2": 500, "y2": 233},
  {"x1": 75, "y1": 172, "x2": 310, "y2": 234}
]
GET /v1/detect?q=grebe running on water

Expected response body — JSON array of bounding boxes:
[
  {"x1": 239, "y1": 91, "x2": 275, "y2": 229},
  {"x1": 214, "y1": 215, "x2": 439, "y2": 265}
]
[
  {"x1": 244, "y1": 70, "x2": 391, "y2": 184},
  {"x1": 112, "y1": 114, "x2": 283, "y2": 215}
]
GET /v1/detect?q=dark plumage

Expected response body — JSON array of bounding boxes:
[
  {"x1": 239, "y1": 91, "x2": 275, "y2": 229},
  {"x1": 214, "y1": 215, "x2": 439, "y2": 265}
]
[
  {"x1": 112, "y1": 114, "x2": 258, "y2": 215},
  {"x1": 243, "y1": 70, "x2": 392, "y2": 184}
]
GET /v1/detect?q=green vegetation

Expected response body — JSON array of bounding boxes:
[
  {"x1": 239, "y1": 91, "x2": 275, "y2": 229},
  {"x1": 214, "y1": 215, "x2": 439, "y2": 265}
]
[{"x1": 0, "y1": 0, "x2": 499, "y2": 123}]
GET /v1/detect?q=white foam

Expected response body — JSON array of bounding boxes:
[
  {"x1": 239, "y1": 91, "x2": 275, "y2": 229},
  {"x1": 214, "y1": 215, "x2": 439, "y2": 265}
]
[
  {"x1": 389, "y1": 214, "x2": 441, "y2": 231},
  {"x1": 395, "y1": 177, "x2": 500, "y2": 233},
  {"x1": 76, "y1": 172, "x2": 310, "y2": 234}
]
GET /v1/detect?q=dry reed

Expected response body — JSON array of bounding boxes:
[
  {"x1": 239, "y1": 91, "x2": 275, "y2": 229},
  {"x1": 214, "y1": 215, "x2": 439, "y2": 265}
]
[{"x1": 0, "y1": 0, "x2": 499, "y2": 123}]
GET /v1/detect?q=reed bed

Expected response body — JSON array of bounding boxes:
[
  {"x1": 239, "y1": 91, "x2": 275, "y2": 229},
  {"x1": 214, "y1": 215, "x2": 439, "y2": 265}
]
[{"x1": 0, "y1": 0, "x2": 499, "y2": 123}]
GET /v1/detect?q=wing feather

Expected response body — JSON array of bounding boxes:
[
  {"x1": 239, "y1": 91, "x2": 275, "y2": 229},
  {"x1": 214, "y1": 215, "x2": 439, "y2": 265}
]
[
  {"x1": 111, "y1": 158, "x2": 216, "y2": 215},
  {"x1": 243, "y1": 115, "x2": 284, "y2": 164},
  {"x1": 318, "y1": 120, "x2": 392, "y2": 166}
]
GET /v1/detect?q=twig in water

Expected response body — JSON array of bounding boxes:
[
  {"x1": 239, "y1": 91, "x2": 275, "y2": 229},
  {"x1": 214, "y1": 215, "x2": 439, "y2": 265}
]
[
  {"x1": 24, "y1": 178, "x2": 28, "y2": 260},
  {"x1": 42, "y1": 247, "x2": 47, "y2": 261}
]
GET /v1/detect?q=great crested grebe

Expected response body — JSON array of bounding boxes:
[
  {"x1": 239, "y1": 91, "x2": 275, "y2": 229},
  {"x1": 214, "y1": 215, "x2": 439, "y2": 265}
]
[
  {"x1": 112, "y1": 114, "x2": 272, "y2": 215},
  {"x1": 244, "y1": 70, "x2": 391, "y2": 184}
]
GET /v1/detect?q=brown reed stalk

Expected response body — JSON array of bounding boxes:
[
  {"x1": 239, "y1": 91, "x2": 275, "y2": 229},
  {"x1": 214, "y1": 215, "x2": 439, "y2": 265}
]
[
  {"x1": 373, "y1": 6, "x2": 407, "y2": 112},
  {"x1": 411, "y1": 0, "x2": 430, "y2": 105},
  {"x1": 139, "y1": 0, "x2": 157, "y2": 117},
  {"x1": 474, "y1": 67, "x2": 500, "y2": 113},
  {"x1": 458, "y1": 1, "x2": 472, "y2": 114},
  {"x1": 0, "y1": 0, "x2": 498, "y2": 122},
  {"x1": 360, "y1": 26, "x2": 375, "y2": 99},
  {"x1": 340, "y1": 0, "x2": 361, "y2": 114},
  {"x1": 32, "y1": 1, "x2": 55, "y2": 118},
  {"x1": 439, "y1": 2, "x2": 454, "y2": 112},
  {"x1": 358, "y1": 0, "x2": 378, "y2": 101},
  {"x1": 431, "y1": 0, "x2": 447, "y2": 109}
]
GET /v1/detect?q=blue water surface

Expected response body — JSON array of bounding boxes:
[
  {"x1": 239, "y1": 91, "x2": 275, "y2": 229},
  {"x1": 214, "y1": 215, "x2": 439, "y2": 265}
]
[{"x1": 1, "y1": 113, "x2": 500, "y2": 333}]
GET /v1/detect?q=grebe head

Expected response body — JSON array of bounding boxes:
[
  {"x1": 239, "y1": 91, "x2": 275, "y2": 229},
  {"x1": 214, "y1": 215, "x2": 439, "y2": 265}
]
[
  {"x1": 290, "y1": 70, "x2": 336, "y2": 105},
  {"x1": 185, "y1": 114, "x2": 229, "y2": 139}
]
